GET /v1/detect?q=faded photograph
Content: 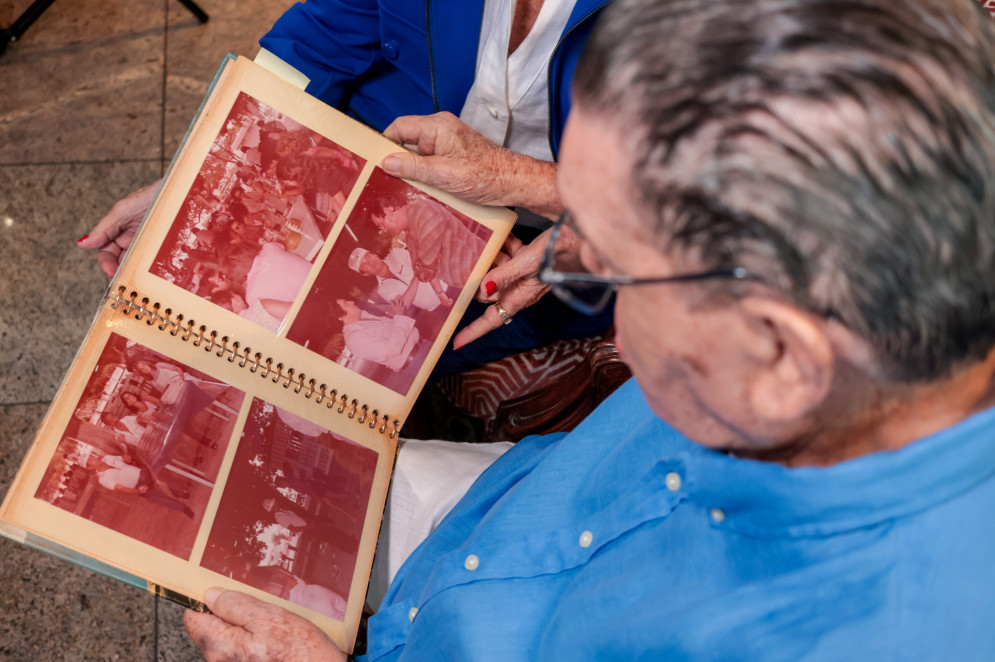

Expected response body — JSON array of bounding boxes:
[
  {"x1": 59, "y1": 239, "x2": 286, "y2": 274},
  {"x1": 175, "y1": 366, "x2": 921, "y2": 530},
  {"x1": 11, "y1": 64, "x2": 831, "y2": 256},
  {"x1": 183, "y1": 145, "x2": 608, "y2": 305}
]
[
  {"x1": 287, "y1": 168, "x2": 492, "y2": 394},
  {"x1": 201, "y1": 398, "x2": 378, "y2": 620},
  {"x1": 34, "y1": 333, "x2": 244, "y2": 559},
  {"x1": 150, "y1": 91, "x2": 366, "y2": 332}
]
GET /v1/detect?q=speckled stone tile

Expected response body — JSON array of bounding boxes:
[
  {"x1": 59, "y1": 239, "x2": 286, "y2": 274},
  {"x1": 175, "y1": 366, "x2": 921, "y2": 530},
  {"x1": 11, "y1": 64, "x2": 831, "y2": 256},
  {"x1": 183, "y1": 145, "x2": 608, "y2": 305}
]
[
  {"x1": 163, "y1": 0, "x2": 296, "y2": 157},
  {"x1": 0, "y1": 403, "x2": 158, "y2": 662},
  {"x1": 0, "y1": 1, "x2": 165, "y2": 164},
  {"x1": 0, "y1": 161, "x2": 161, "y2": 404},
  {"x1": 1, "y1": 1, "x2": 306, "y2": 658},
  {"x1": 156, "y1": 598, "x2": 204, "y2": 661}
]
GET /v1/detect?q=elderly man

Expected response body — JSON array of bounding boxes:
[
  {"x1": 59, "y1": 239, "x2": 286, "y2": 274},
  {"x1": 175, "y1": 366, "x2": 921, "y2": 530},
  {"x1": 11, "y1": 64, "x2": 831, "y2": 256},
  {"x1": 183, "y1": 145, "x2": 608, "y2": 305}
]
[{"x1": 184, "y1": 0, "x2": 995, "y2": 659}]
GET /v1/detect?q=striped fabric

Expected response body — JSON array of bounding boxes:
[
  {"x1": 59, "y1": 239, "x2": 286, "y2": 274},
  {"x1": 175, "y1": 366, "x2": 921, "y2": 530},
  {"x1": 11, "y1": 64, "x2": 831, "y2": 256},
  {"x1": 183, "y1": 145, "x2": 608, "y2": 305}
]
[{"x1": 438, "y1": 336, "x2": 605, "y2": 422}]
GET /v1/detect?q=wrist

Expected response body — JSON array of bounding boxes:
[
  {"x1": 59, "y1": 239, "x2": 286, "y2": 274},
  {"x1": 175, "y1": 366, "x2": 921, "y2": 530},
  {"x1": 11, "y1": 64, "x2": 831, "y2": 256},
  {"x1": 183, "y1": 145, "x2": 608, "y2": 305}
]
[{"x1": 501, "y1": 152, "x2": 563, "y2": 220}]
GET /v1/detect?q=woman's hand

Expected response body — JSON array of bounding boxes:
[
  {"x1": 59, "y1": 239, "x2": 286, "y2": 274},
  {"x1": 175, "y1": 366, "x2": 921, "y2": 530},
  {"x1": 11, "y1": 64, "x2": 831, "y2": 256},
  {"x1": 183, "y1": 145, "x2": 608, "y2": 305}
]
[
  {"x1": 184, "y1": 588, "x2": 346, "y2": 662},
  {"x1": 77, "y1": 180, "x2": 161, "y2": 278},
  {"x1": 452, "y1": 224, "x2": 582, "y2": 349},
  {"x1": 381, "y1": 113, "x2": 581, "y2": 347},
  {"x1": 382, "y1": 112, "x2": 562, "y2": 219}
]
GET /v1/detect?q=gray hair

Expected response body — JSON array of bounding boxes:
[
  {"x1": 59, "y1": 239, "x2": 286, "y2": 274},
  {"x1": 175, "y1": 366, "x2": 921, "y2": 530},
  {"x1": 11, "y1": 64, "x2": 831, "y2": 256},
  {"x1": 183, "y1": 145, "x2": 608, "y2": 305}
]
[{"x1": 574, "y1": 0, "x2": 995, "y2": 381}]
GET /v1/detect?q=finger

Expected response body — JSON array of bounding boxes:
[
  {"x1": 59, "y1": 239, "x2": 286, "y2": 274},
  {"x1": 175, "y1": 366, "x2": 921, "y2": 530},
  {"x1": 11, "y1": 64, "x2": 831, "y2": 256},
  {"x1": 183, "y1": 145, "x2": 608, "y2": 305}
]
[
  {"x1": 382, "y1": 115, "x2": 440, "y2": 155},
  {"x1": 97, "y1": 247, "x2": 123, "y2": 279},
  {"x1": 452, "y1": 305, "x2": 508, "y2": 350},
  {"x1": 491, "y1": 250, "x2": 513, "y2": 268},
  {"x1": 183, "y1": 609, "x2": 235, "y2": 657},
  {"x1": 477, "y1": 252, "x2": 540, "y2": 302},
  {"x1": 383, "y1": 112, "x2": 458, "y2": 151},
  {"x1": 79, "y1": 181, "x2": 159, "y2": 249},
  {"x1": 381, "y1": 150, "x2": 432, "y2": 183},
  {"x1": 502, "y1": 234, "x2": 525, "y2": 256},
  {"x1": 205, "y1": 589, "x2": 274, "y2": 629}
]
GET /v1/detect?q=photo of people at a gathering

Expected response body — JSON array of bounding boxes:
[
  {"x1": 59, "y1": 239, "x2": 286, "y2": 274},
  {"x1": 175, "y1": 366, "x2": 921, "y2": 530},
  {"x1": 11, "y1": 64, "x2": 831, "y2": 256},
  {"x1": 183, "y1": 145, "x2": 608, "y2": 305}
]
[
  {"x1": 150, "y1": 92, "x2": 366, "y2": 332},
  {"x1": 200, "y1": 398, "x2": 378, "y2": 621},
  {"x1": 33, "y1": 334, "x2": 244, "y2": 559},
  {"x1": 287, "y1": 168, "x2": 492, "y2": 394}
]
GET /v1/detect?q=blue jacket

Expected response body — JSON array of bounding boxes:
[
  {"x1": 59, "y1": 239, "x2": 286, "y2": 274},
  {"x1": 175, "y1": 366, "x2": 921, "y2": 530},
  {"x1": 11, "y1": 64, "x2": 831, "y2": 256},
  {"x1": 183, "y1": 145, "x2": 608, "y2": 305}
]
[{"x1": 259, "y1": 0, "x2": 611, "y2": 158}]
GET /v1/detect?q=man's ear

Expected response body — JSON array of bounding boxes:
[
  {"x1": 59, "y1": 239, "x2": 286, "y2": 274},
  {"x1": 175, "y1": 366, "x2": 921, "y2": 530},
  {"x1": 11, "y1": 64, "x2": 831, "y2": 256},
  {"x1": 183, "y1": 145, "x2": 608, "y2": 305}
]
[{"x1": 737, "y1": 296, "x2": 835, "y2": 422}]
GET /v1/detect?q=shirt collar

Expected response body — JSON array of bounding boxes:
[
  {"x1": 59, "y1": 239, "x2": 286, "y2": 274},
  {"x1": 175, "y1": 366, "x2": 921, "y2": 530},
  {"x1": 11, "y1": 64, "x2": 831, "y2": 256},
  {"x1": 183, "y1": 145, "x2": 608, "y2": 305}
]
[{"x1": 676, "y1": 404, "x2": 995, "y2": 537}]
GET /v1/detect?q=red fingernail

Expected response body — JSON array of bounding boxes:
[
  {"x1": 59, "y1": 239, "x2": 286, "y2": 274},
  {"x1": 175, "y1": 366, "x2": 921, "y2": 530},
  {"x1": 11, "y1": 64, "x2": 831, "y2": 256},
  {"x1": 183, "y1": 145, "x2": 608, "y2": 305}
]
[
  {"x1": 76, "y1": 234, "x2": 89, "y2": 243},
  {"x1": 484, "y1": 280, "x2": 497, "y2": 296}
]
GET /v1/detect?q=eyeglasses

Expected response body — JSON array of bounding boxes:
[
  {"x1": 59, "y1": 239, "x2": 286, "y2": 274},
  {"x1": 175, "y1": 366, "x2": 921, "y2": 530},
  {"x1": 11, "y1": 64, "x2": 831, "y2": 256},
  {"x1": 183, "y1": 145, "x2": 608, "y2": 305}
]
[{"x1": 538, "y1": 211, "x2": 754, "y2": 315}]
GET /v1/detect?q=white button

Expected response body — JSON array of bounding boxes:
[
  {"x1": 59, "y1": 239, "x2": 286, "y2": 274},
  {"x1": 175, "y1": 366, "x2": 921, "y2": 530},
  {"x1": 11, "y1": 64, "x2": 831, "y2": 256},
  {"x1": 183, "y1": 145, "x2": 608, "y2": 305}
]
[
  {"x1": 710, "y1": 508, "x2": 726, "y2": 523},
  {"x1": 665, "y1": 472, "x2": 682, "y2": 492},
  {"x1": 464, "y1": 554, "x2": 480, "y2": 571},
  {"x1": 408, "y1": 607, "x2": 418, "y2": 621},
  {"x1": 579, "y1": 530, "x2": 593, "y2": 548},
  {"x1": 488, "y1": 105, "x2": 500, "y2": 119}
]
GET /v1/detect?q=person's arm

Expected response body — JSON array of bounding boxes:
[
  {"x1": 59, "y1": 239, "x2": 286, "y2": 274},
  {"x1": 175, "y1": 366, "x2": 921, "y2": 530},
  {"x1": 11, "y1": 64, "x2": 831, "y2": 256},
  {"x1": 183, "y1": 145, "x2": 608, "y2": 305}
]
[
  {"x1": 112, "y1": 484, "x2": 149, "y2": 495},
  {"x1": 259, "y1": 298, "x2": 293, "y2": 320},
  {"x1": 140, "y1": 392, "x2": 161, "y2": 406},
  {"x1": 109, "y1": 436, "x2": 133, "y2": 456},
  {"x1": 184, "y1": 588, "x2": 346, "y2": 662},
  {"x1": 398, "y1": 276, "x2": 421, "y2": 309},
  {"x1": 382, "y1": 112, "x2": 562, "y2": 218},
  {"x1": 258, "y1": 0, "x2": 384, "y2": 110},
  {"x1": 428, "y1": 276, "x2": 454, "y2": 308}
]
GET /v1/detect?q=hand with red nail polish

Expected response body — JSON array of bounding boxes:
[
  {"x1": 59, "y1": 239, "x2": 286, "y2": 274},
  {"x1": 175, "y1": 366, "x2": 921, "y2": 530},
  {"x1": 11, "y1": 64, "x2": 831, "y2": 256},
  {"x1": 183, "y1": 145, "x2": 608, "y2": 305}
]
[
  {"x1": 77, "y1": 180, "x2": 161, "y2": 278},
  {"x1": 454, "y1": 226, "x2": 578, "y2": 349}
]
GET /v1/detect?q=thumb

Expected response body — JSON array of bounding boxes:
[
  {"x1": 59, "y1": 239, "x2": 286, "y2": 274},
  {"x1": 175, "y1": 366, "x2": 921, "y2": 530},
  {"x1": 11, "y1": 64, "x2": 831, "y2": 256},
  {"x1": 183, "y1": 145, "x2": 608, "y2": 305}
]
[
  {"x1": 381, "y1": 151, "x2": 446, "y2": 188},
  {"x1": 203, "y1": 588, "x2": 272, "y2": 628},
  {"x1": 380, "y1": 152, "x2": 418, "y2": 179},
  {"x1": 76, "y1": 226, "x2": 120, "y2": 249}
]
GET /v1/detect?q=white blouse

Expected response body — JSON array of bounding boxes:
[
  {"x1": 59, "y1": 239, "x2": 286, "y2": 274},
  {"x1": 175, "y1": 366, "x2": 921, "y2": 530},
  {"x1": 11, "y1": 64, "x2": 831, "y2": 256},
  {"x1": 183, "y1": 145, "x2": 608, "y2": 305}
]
[{"x1": 459, "y1": 0, "x2": 577, "y2": 163}]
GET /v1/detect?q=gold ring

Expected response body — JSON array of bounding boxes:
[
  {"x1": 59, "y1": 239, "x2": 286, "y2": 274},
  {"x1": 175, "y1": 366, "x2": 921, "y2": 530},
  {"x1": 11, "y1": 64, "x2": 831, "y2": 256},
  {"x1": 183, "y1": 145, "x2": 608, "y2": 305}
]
[{"x1": 494, "y1": 301, "x2": 513, "y2": 325}]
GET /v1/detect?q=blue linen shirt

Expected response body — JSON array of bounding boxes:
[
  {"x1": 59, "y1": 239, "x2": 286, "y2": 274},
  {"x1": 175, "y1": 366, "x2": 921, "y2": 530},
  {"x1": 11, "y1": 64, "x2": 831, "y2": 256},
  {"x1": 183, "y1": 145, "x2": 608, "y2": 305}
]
[{"x1": 361, "y1": 378, "x2": 995, "y2": 661}]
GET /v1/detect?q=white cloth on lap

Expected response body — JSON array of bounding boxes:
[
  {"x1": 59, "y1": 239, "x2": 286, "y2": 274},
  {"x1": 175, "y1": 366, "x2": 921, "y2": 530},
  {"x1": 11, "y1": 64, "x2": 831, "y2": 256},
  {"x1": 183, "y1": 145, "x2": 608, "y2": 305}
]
[{"x1": 366, "y1": 437, "x2": 514, "y2": 610}]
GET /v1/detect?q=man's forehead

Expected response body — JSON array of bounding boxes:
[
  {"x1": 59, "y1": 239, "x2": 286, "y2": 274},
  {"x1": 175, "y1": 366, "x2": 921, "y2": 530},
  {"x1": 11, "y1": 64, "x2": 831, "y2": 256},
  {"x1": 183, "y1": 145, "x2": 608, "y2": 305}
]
[
  {"x1": 559, "y1": 109, "x2": 651, "y2": 242},
  {"x1": 560, "y1": 111, "x2": 627, "y2": 211}
]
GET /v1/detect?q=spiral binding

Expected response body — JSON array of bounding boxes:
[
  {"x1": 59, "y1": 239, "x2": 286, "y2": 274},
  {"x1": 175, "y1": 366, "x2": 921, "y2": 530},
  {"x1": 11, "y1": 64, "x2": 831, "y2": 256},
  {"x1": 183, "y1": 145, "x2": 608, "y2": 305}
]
[{"x1": 110, "y1": 286, "x2": 401, "y2": 439}]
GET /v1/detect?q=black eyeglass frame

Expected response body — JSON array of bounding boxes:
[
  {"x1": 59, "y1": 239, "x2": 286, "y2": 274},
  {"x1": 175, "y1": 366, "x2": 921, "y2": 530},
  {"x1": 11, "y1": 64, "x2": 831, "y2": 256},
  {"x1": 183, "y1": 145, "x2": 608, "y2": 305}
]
[{"x1": 538, "y1": 211, "x2": 754, "y2": 315}]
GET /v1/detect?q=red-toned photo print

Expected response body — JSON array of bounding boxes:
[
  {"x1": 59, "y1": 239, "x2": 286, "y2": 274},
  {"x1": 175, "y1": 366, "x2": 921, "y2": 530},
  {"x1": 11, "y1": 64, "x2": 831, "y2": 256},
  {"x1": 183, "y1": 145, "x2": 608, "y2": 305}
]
[
  {"x1": 150, "y1": 91, "x2": 366, "y2": 332},
  {"x1": 201, "y1": 398, "x2": 378, "y2": 620},
  {"x1": 287, "y1": 168, "x2": 492, "y2": 394},
  {"x1": 34, "y1": 333, "x2": 244, "y2": 559}
]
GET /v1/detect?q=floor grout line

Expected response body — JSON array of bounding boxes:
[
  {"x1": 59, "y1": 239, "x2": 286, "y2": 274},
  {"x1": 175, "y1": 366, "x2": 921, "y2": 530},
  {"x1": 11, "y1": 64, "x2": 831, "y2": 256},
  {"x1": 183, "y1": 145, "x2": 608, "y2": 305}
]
[
  {"x1": 0, "y1": 158, "x2": 162, "y2": 169},
  {"x1": 0, "y1": 400, "x2": 55, "y2": 408},
  {"x1": 154, "y1": 5, "x2": 169, "y2": 658},
  {"x1": 161, "y1": 0, "x2": 169, "y2": 178}
]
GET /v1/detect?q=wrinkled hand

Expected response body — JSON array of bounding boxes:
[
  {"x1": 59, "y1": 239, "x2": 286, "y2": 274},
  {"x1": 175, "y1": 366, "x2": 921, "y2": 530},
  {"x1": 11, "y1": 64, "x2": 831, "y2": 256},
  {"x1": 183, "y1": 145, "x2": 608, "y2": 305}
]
[
  {"x1": 77, "y1": 180, "x2": 160, "y2": 278},
  {"x1": 452, "y1": 224, "x2": 581, "y2": 350},
  {"x1": 382, "y1": 113, "x2": 561, "y2": 219},
  {"x1": 184, "y1": 588, "x2": 346, "y2": 662}
]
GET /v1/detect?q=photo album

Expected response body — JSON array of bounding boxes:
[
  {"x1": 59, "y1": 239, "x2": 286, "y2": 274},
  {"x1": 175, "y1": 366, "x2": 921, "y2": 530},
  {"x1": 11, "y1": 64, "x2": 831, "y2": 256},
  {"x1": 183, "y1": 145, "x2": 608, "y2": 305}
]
[{"x1": 0, "y1": 54, "x2": 516, "y2": 653}]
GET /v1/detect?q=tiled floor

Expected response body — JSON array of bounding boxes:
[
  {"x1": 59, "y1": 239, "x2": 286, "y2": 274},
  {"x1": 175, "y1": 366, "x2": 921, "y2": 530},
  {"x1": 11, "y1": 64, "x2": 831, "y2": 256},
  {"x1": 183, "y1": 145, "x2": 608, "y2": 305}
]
[{"x1": 0, "y1": 1, "x2": 293, "y2": 658}]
